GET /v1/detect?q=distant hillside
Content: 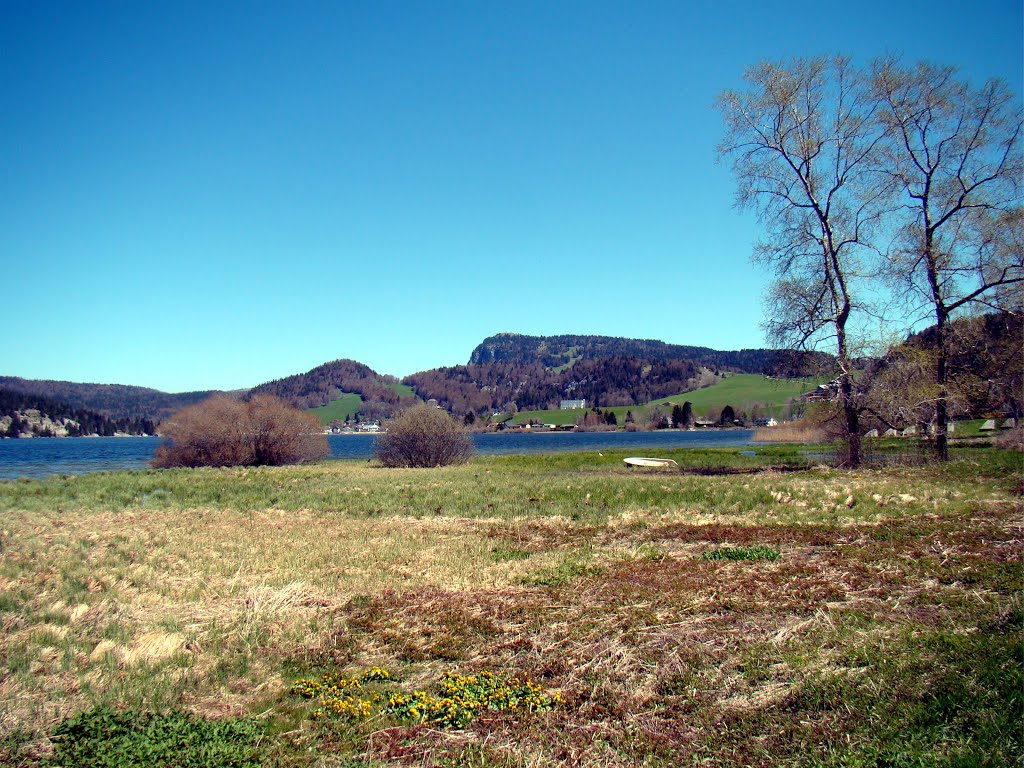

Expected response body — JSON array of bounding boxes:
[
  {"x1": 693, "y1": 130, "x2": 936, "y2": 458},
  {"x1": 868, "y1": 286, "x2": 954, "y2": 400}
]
[
  {"x1": 250, "y1": 359, "x2": 418, "y2": 421},
  {"x1": 405, "y1": 333, "x2": 830, "y2": 417},
  {"x1": 0, "y1": 377, "x2": 221, "y2": 423},
  {"x1": 0, "y1": 388, "x2": 155, "y2": 437},
  {"x1": 468, "y1": 333, "x2": 828, "y2": 375},
  {"x1": 404, "y1": 357, "x2": 711, "y2": 415},
  {"x1": 0, "y1": 333, "x2": 836, "y2": 427}
]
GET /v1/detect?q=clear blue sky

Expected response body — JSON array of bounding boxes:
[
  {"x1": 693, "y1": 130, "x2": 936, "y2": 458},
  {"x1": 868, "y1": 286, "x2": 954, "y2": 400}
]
[{"x1": 3, "y1": 1, "x2": 1021, "y2": 392}]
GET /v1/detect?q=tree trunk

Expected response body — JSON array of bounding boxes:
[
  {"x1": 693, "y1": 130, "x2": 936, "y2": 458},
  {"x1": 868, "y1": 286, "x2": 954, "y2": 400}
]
[
  {"x1": 839, "y1": 373, "x2": 863, "y2": 468},
  {"x1": 926, "y1": 230, "x2": 950, "y2": 462},
  {"x1": 933, "y1": 310, "x2": 950, "y2": 462},
  {"x1": 834, "y1": 278, "x2": 862, "y2": 469}
]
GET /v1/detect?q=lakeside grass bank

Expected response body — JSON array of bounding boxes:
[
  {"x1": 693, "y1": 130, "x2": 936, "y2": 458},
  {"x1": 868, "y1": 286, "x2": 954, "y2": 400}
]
[{"x1": 0, "y1": 445, "x2": 1020, "y2": 766}]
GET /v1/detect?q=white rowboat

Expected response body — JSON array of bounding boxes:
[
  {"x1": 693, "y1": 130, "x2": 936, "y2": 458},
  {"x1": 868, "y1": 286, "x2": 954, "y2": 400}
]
[{"x1": 623, "y1": 457, "x2": 679, "y2": 468}]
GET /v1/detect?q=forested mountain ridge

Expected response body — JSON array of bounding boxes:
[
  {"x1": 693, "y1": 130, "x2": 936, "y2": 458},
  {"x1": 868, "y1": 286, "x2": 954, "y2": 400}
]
[
  {"x1": 0, "y1": 377, "x2": 221, "y2": 423},
  {"x1": 403, "y1": 334, "x2": 832, "y2": 416},
  {"x1": 468, "y1": 333, "x2": 829, "y2": 375}
]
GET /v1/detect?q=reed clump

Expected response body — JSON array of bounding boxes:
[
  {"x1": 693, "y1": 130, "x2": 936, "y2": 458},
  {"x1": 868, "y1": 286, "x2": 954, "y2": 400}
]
[{"x1": 753, "y1": 419, "x2": 828, "y2": 442}]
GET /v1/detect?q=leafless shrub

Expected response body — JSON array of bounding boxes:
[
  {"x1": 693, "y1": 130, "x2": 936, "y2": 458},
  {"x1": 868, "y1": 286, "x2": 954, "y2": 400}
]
[
  {"x1": 153, "y1": 395, "x2": 329, "y2": 468},
  {"x1": 374, "y1": 405, "x2": 475, "y2": 468}
]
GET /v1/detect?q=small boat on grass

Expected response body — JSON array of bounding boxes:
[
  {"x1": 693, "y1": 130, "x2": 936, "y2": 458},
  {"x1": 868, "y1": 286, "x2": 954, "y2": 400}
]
[{"x1": 623, "y1": 457, "x2": 679, "y2": 469}]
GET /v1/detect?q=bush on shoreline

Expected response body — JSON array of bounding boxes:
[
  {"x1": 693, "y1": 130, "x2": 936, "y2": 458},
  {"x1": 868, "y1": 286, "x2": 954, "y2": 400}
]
[
  {"x1": 374, "y1": 404, "x2": 475, "y2": 468},
  {"x1": 152, "y1": 395, "x2": 328, "y2": 468}
]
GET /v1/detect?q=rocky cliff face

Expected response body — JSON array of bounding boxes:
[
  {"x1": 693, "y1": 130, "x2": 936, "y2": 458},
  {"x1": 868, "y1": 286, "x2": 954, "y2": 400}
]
[{"x1": 1, "y1": 410, "x2": 77, "y2": 438}]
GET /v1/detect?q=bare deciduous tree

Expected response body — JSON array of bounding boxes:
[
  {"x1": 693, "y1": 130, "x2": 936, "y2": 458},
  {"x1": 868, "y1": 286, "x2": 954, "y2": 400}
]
[
  {"x1": 864, "y1": 311, "x2": 1024, "y2": 436},
  {"x1": 153, "y1": 395, "x2": 328, "y2": 468},
  {"x1": 718, "y1": 57, "x2": 889, "y2": 467},
  {"x1": 873, "y1": 59, "x2": 1023, "y2": 459},
  {"x1": 862, "y1": 345, "x2": 943, "y2": 433}
]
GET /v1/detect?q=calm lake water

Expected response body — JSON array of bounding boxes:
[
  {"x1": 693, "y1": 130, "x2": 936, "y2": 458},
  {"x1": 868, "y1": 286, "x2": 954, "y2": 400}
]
[{"x1": 0, "y1": 430, "x2": 756, "y2": 481}]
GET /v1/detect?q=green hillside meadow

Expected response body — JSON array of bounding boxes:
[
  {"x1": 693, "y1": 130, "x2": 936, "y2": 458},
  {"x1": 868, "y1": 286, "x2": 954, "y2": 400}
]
[
  {"x1": 308, "y1": 392, "x2": 363, "y2": 424},
  {"x1": 513, "y1": 374, "x2": 823, "y2": 425},
  {"x1": 648, "y1": 373, "x2": 822, "y2": 415},
  {"x1": 388, "y1": 382, "x2": 416, "y2": 399}
]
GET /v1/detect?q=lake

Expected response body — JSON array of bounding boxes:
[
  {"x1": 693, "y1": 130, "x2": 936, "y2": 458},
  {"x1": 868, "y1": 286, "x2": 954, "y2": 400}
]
[{"x1": 0, "y1": 430, "x2": 756, "y2": 480}]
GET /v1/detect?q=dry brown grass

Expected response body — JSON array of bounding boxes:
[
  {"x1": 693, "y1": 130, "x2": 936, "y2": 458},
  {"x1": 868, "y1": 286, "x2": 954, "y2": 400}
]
[
  {"x1": 0, "y1": 504, "x2": 558, "y2": 743},
  {"x1": 0, "y1": 450, "x2": 1020, "y2": 766},
  {"x1": 753, "y1": 421, "x2": 828, "y2": 442},
  {"x1": 327, "y1": 502, "x2": 1021, "y2": 766}
]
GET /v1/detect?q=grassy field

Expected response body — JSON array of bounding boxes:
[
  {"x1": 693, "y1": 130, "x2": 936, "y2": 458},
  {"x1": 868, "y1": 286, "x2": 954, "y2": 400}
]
[
  {"x1": 511, "y1": 409, "x2": 582, "y2": 426},
  {"x1": 512, "y1": 374, "x2": 824, "y2": 425},
  {"x1": 309, "y1": 393, "x2": 363, "y2": 424},
  {"x1": 0, "y1": 445, "x2": 1020, "y2": 767},
  {"x1": 387, "y1": 383, "x2": 417, "y2": 399},
  {"x1": 647, "y1": 373, "x2": 822, "y2": 416}
]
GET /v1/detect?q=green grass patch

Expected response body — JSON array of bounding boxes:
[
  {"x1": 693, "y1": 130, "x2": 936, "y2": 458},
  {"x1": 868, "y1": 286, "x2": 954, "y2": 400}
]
[
  {"x1": 701, "y1": 544, "x2": 780, "y2": 562},
  {"x1": 490, "y1": 546, "x2": 532, "y2": 562},
  {"x1": 308, "y1": 392, "x2": 363, "y2": 424},
  {"x1": 518, "y1": 556, "x2": 603, "y2": 587},
  {"x1": 950, "y1": 418, "x2": 993, "y2": 438},
  {"x1": 309, "y1": 384, "x2": 417, "y2": 425},
  {"x1": 47, "y1": 707, "x2": 266, "y2": 768},
  {"x1": 797, "y1": 623, "x2": 1023, "y2": 767},
  {"x1": 387, "y1": 382, "x2": 417, "y2": 399}
]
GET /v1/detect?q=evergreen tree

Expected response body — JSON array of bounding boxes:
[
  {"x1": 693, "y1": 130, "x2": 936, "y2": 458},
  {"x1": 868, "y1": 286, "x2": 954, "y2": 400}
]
[{"x1": 671, "y1": 404, "x2": 685, "y2": 428}]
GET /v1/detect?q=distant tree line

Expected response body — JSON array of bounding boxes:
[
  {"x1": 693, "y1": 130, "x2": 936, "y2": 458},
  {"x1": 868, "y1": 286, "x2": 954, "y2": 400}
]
[
  {"x1": 0, "y1": 389, "x2": 156, "y2": 437},
  {"x1": 0, "y1": 377, "x2": 215, "y2": 422},
  {"x1": 572, "y1": 408, "x2": 619, "y2": 431}
]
